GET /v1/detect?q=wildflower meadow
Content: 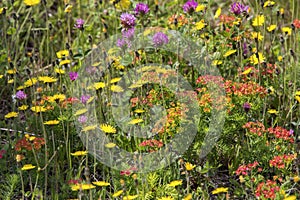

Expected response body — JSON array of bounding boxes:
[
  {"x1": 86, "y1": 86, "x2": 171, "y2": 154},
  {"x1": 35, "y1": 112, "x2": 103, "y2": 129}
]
[{"x1": 1, "y1": 0, "x2": 300, "y2": 199}]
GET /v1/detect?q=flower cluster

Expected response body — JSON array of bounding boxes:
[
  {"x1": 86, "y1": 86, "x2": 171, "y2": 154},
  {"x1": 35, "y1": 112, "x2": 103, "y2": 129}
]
[
  {"x1": 15, "y1": 136, "x2": 45, "y2": 151},
  {"x1": 269, "y1": 154, "x2": 297, "y2": 169},
  {"x1": 255, "y1": 180, "x2": 280, "y2": 199},
  {"x1": 243, "y1": 121, "x2": 266, "y2": 136},
  {"x1": 235, "y1": 161, "x2": 260, "y2": 175},
  {"x1": 267, "y1": 127, "x2": 294, "y2": 143}
]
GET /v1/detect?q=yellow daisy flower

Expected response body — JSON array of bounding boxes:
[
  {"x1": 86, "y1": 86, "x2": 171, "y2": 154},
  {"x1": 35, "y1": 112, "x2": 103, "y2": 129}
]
[
  {"x1": 71, "y1": 184, "x2": 95, "y2": 191},
  {"x1": 43, "y1": 120, "x2": 60, "y2": 125},
  {"x1": 18, "y1": 105, "x2": 29, "y2": 111},
  {"x1": 24, "y1": 78, "x2": 38, "y2": 87},
  {"x1": 110, "y1": 85, "x2": 124, "y2": 92},
  {"x1": 268, "y1": 109, "x2": 278, "y2": 114},
  {"x1": 194, "y1": 19, "x2": 207, "y2": 30},
  {"x1": 282, "y1": 27, "x2": 292, "y2": 35},
  {"x1": 252, "y1": 15, "x2": 265, "y2": 26},
  {"x1": 74, "y1": 108, "x2": 88, "y2": 116},
  {"x1": 168, "y1": 180, "x2": 182, "y2": 187},
  {"x1": 38, "y1": 76, "x2": 57, "y2": 83},
  {"x1": 223, "y1": 50, "x2": 237, "y2": 57},
  {"x1": 21, "y1": 164, "x2": 36, "y2": 171},
  {"x1": 65, "y1": 4, "x2": 73, "y2": 13},
  {"x1": 59, "y1": 60, "x2": 71, "y2": 66},
  {"x1": 24, "y1": 0, "x2": 40, "y2": 6},
  {"x1": 100, "y1": 124, "x2": 116, "y2": 134},
  {"x1": 56, "y1": 50, "x2": 69, "y2": 58},
  {"x1": 251, "y1": 32, "x2": 264, "y2": 41},
  {"x1": 70, "y1": 151, "x2": 88, "y2": 156},
  {"x1": 263, "y1": 0, "x2": 275, "y2": 7},
  {"x1": 128, "y1": 118, "x2": 144, "y2": 124},
  {"x1": 110, "y1": 0, "x2": 130, "y2": 10},
  {"x1": 5, "y1": 112, "x2": 18, "y2": 119},
  {"x1": 196, "y1": 4, "x2": 206, "y2": 12},
  {"x1": 92, "y1": 181, "x2": 110, "y2": 186},
  {"x1": 82, "y1": 125, "x2": 97, "y2": 132},
  {"x1": 183, "y1": 194, "x2": 192, "y2": 200},
  {"x1": 158, "y1": 197, "x2": 173, "y2": 200},
  {"x1": 267, "y1": 25, "x2": 277, "y2": 32},
  {"x1": 93, "y1": 82, "x2": 106, "y2": 90},
  {"x1": 112, "y1": 190, "x2": 123, "y2": 197},
  {"x1": 185, "y1": 162, "x2": 196, "y2": 171},
  {"x1": 31, "y1": 106, "x2": 47, "y2": 113},
  {"x1": 122, "y1": 195, "x2": 139, "y2": 200},
  {"x1": 212, "y1": 187, "x2": 228, "y2": 194},
  {"x1": 110, "y1": 77, "x2": 122, "y2": 83},
  {"x1": 105, "y1": 143, "x2": 117, "y2": 148},
  {"x1": 55, "y1": 68, "x2": 65, "y2": 74}
]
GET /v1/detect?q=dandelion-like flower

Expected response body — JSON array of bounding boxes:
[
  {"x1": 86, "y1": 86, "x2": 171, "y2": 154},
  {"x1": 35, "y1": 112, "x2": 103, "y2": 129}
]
[
  {"x1": 100, "y1": 124, "x2": 117, "y2": 133},
  {"x1": 134, "y1": 3, "x2": 150, "y2": 16},
  {"x1": 152, "y1": 32, "x2": 169, "y2": 47},
  {"x1": 16, "y1": 91, "x2": 27, "y2": 100},
  {"x1": 120, "y1": 13, "x2": 136, "y2": 29},
  {"x1": 230, "y1": 2, "x2": 249, "y2": 15},
  {"x1": 183, "y1": 0, "x2": 198, "y2": 14}
]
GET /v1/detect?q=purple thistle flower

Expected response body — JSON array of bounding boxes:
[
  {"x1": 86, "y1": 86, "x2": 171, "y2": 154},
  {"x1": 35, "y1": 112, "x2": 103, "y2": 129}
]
[
  {"x1": 81, "y1": 95, "x2": 90, "y2": 104},
  {"x1": 120, "y1": 13, "x2": 136, "y2": 29},
  {"x1": 16, "y1": 91, "x2": 27, "y2": 100},
  {"x1": 183, "y1": 0, "x2": 198, "y2": 14},
  {"x1": 78, "y1": 115, "x2": 88, "y2": 124},
  {"x1": 152, "y1": 32, "x2": 169, "y2": 47},
  {"x1": 243, "y1": 102, "x2": 251, "y2": 112},
  {"x1": 230, "y1": 2, "x2": 249, "y2": 15},
  {"x1": 69, "y1": 72, "x2": 78, "y2": 81},
  {"x1": 134, "y1": 3, "x2": 150, "y2": 16},
  {"x1": 75, "y1": 18, "x2": 85, "y2": 29}
]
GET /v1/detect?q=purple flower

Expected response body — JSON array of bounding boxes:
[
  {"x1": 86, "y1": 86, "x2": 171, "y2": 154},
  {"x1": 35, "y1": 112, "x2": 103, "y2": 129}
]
[
  {"x1": 243, "y1": 102, "x2": 251, "y2": 112},
  {"x1": 78, "y1": 115, "x2": 88, "y2": 124},
  {"x1": 230, "y1": 2, "x2": 249, "y2": 15},
  {"x1": 120, "y1": 13, "x2": 136, "y2": 29},
  {"x1": 289, "y1": 129, "x2": 294, "y2": 136},
  {"x1": 152, "y1": 32, "x2": 169, "y2": 47},
  {"x1": 183, "y1": 0, "x2": 198, "y2": 14},
  {"x1": 122, "y1": 28, "x2": 135, "y2": 40},
  {"x1": 16, "y1": 91, "x2": 27, "y2": 100},
  {"x1": 81, "y1": 95, "x2": 90, "y2": 104},
  {"x1": 134, "y1": 3, "x2": 150, "y2": 16},
  {"x1": 69, "y1": 72, "x2": 78, "y2": 81},
  {"x1": 75, "y1": 18, "x2": 84, "y2": 29},
  {"x1": 243, "y1": 42, "x2": 248, "y2": 55}
]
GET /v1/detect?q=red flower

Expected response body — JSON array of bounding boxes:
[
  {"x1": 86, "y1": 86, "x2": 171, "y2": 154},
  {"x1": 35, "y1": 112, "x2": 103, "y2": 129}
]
[{"x1": 293, "y1": 19, "x2": 300, "y2": 28}]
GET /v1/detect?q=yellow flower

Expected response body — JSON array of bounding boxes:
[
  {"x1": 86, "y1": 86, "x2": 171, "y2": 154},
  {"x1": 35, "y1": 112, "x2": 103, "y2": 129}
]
[
  {"x1": 48, "y1": 94, "x2": 66, "y2": 103},
  {"x1": 70, "y1": 151, "x2": 88, "y2": 156},
  {"x1": 0, "y1": 8, "x2": 3, "y2": 15},
  {"x1": 263, "y1": 0, "x2": 275, "y2": 7},
  {"x1": 251, "y1": 32, "x2": 264, "y2": 41},
  {"x1": 110, "y1": 0, "x2": 130, "y2": 10},
  {"x1": 122, "y1": 195, "x2": 139, "y2": 200},
  {"x1": 212, "y1": 60, "x2": 222, "y2": 66},
  {"x1": 0, "y1": 75, "x2": 3, "y2": 79},
  {"x1": 21, "y1": 164, "x2": 36, "y2": 171},
  {"x1": 31, "y1": 106, "x2": 47, "y2": 113},
  {"x1": 293, "y1": 176, "x2": 300, "y2": 182},
  {"x1": 168, "y1": 180, "x2": 182, "y2": 187},
  {"x1": 24, "y1": 0, "x2": 40, "y2": 6},
  {"x1": 25, "y1": 134, "x2": 36, "y2": 141},
  {"x1": 242, "y1": 68, "x2": 252, "y2": 75},
  {"x1": 59, "y1": 60, "x2": 71, "y2": 66},
  {"x1": 74, "y1": 108, "x2": 88, "y2": 116},
  {"x1": 8, "y1": 79, "x2": 14, "y2": 84},
  {"x1": 211, "y1": 187, "x2": 228, "y2": 194},
  {"x1": 196, "y1": 4, "x2": 206, "y2": 12},
  {"x1": 267, "y1": 25, "x2": 277, "y2": 32},
  {"x1": 185, "y1": 162, "x2": 196, "y2": 171},
  {"x1": 87, "y1": 96, "x2": 95, "y2": 104},
  {"x1": 92, "y1": 181, "x2": 110, "y2": 186},
  {"x1": 194, "y1": 20, "x2": 207, "y2": 30},
  {"x1": 280, "y1": 8, "x2": 284, "y2": 15},
  {"x1": 5, "y1": 112, "x2": 18, "y2": 119},
  {"x1": 24, "y1": 78, "x2": 38, "y2": 87},
  {"x1": 239, "y1": 175, "x2": 245, "y2": 183},
  {"x1": 134, "y1": 109, "x2": 145, "y2": 113},
  {"x1": 56, "y1": 50, "x2": 69, "y2": 58},
  {"x1": 214, "y1": 7, "x2": 221, "y2": 19},
  {"x1": 93, "y1": 82, "x2": 106, "y2": 90},
  {"x1": 64, "y1": 4, "x2": 73, "y2": 13},
  {"x1": 7, "y1": 69, "x2": 17, "y2": 74},
  {"x1": 278, "y1": 56, "x2": 283, "y2": 62},
  {"x1": 249, "y1": 52, "x2": 265, "y2": 64},
  {"x1": 284, "y1": 196, "x2": 297, "y2": 200},
  {"x1": 82, "y1": 125, "x2": 97, "y2": 132},
  {"x1": 295, "y1": 96, "x2": 300, "y2": 103},
  {"x1": 223, "y1": 50, "x2": 237, "y2": 57},
  {"x1": 43, "y1": 120, "x2": 60, "y2": 125},
  {"x1": 282, "y1": 27, "x2": 292, "y2": 35},
  {"x1": 110, "y1": 77, "x2": 122, "y2": 83},
  {"x1": 100, "y1": 124, "x2": 116, "y2": 134},
  {"x1": 111, "y1": 85, "x2": 124, "y2": 92},
  {"x1": 105, "y1": 143, "x2": 116, "y2": 148},
  {"x1": 268, "y1": 109, "x2": 278, "y2": 114},
  {"x1": 38, "y1": 76, "x2": 57, "y2": 83},
  {"x1": 252, "y1": 15, "x2": 265, "y2": 26},
  {"x1": 55, "y1": 68, "x2": 65, "y2": 74},
  {"x1": 71, "y1": 184, "x2": 95, "y2": 191},
  {"x1": 112, "y1": 190, "x2": 123, "y2": 197},
  {"x1": 183, "y1": 194, "x2": 192, "y2": 200},
  {"x1": 158, "y1": 197, "x2": 173, "y2": 200},
  {"x1": 128, "y1": 118, "x2": 144, "y2": 124}
]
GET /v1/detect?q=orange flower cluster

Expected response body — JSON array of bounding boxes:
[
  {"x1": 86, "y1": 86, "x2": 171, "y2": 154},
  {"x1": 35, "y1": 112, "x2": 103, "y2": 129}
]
[
  {"x1": 269, "y1": 154, "x2": 296, "y2": 169},
  {"x1": 255, "y1": 180, "x2": 280, "y2": 199},
  {"x1": 243, "y1": 121, "x2": 266, "y2": 136},
  {"x1": 15, "y1": 137, "x2": 45, "y2": 151},
  {"x1": 267, "y1": 127, "x2": 294, "y2": 143}
]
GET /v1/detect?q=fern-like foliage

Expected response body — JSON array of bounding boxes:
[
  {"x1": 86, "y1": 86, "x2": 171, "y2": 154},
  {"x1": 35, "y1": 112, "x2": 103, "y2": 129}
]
[{"x1": 0, "y1": 174, "x2": 19, "y2": 200}]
